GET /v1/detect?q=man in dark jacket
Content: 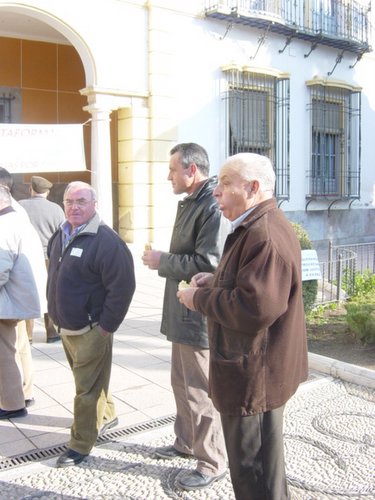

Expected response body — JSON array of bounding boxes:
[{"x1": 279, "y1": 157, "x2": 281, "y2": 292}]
[
  {"x1": 178, "y1": 153, "x2": 308, "y2": 499},
  {"x1": 142, "y1": 143, "x2": 230, "y2": 491},
  {"x1": 47, "y1": 181, "x2": 135, "y2": 467}
]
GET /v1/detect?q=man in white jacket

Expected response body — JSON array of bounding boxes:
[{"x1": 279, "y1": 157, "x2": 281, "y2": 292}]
[{"x1": 0, "y1": 185, "x2": 47, "y2": 419}]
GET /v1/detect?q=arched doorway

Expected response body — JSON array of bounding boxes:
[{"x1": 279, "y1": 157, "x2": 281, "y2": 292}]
[{"x1": 0, "y1": 5, "x2": 117, "y2": 227}]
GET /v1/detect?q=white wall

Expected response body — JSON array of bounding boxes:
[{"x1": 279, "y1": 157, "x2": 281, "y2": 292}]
[
  {"x1": 0, "y1": 0, "x2": 373, "y2": 245},
  {"x1": 168, "y1": 12, "x2": 375, "y2": 212},
  {"x1": 0, "y1": 0, "x2": 149, "y2": 92}
]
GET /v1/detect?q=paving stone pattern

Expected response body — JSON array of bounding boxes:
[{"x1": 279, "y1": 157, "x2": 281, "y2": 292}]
[{"x1": 0, "y1": 377, "x2": 373, "y2": 499}]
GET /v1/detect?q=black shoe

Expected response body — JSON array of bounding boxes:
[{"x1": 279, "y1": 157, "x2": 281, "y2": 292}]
[
  {"x1": 100, "y1": 417, "x2": 118, "y2": 435},
  {"x1": 47, "y1": 335, "x2": 61, "y2": 343},
  {"x1": 176, "y1": 470, "x2": 226, "y2": 491},
  {"x1": 56, "y1": 449, "x2": 88, "y2": 467},
  {"x1": 25, "y1": 398, "x2": 35, "y2": 408},
  {"x1": 154, "y1": 445, "x2": 190, "y2": 460},
  {"x1": 0, "y1": 408, "x2": 27, "y2": 420}
]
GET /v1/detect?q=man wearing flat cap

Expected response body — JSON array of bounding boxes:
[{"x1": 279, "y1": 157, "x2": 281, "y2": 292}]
[
  {"x1": 31, "y1": 175, "x2": 53, "y2": 194},
  {"x1": 20, "y1": 176, "x2": 65, "y2": 343}
]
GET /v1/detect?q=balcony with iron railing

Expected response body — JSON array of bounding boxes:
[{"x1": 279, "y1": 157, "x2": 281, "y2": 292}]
[{"x1": 205, "y1": 0, "x2": 372, "y2": 54}]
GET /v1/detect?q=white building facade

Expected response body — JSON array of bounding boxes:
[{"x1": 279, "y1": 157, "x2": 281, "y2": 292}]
[{"x1": 0, "y1": 0, "x2": 374, "y2": 255}]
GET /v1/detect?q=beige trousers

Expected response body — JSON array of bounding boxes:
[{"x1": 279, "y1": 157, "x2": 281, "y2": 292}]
[
  {"x1": 16, "y1": 320, "x2": 34, "y2": 400},
  {"x1": 0, "y1": 319, "x2": 33, "y2": 410},
  {"x1": 171, "y1": 342, "x2": 227, "y2": 476},
  {"x1": 62, "y1": 326, "x2": 116, "y2": 455}
]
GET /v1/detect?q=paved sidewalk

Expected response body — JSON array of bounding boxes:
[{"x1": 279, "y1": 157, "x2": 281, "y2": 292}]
[
  {"x1": 0, "y1": 378, "x2": 374, "y2": 499},
  {"x1": 0, "y1": 245, "x2": 374, "y2": 499},
  {"x1": 0, "y1": 246, "x2": 173, "y2": 460}
]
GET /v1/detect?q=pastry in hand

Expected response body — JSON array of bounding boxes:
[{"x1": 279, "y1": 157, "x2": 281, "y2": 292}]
[{"x1": 178, "y1": 280, "x2": 190, "y2": 290}]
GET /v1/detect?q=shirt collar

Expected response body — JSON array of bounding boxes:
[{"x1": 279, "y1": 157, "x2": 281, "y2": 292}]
[
  {"x1": 0, "y1": 206, "x2": 15, "y2": 216},
  {"x1": 62, "y1": 220, "x2": 86, "y2": 236},
  {"x1": 61, "y1": 220, "x2": 88, "y2": 249},
  {"x1": 231, "y1": 207, "x2": 255, "y2": 231}
]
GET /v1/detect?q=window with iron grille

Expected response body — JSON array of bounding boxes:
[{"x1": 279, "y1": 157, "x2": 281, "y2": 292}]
[
  {"x1": 222, "y1": 67, "x2": 290, "y2": 200},
  {"x1": 0, "y1": 95, "x2": 13, "y2": 122},
  {"x1": 306, "y1": 81, "x2": 361, "y2": 199},
  {"x1": 0, "y1": 87, "x2": 21, "y2": 123}
]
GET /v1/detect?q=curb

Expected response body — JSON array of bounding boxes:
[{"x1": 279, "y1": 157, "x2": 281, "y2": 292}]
[{"x1": 308, "y1": 352, "x2": 375, "y2": 389}]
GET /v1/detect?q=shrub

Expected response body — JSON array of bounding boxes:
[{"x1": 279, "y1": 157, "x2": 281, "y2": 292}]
[
  {"x1": 352, "y1": 269, "x2": 375, "y2": 297},
  {"x1": 345, "y1": 302, "x2": 375, "y2": 344},
  {"x1": 291, "y1": 222, "x2": 318, "y2": 314},
  {"x1": 345, "y1": 288, "x2": 375, "y2": 344}
]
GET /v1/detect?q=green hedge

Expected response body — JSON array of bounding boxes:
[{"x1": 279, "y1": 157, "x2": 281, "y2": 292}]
[
  {"x1": 345, "y1": 288, "x2": 375, "y2": 344},
  {"x1": 291, "y1": 223, "x2": 318, "y2": 314}
]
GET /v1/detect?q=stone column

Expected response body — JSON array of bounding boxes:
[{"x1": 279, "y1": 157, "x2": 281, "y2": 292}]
[{"x1": 85, "y1": 105, "x2": 113, "y2": 227}]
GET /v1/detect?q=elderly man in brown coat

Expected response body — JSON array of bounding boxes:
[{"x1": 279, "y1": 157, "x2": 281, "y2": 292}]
[{"x1": 178, "y1": 152, "x2": 308, "y2": 500}]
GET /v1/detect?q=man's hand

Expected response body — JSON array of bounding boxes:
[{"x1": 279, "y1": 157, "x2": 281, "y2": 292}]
[
  {"x1": 177, "y1": 287, "x2": 197, "y2": 311},
  {"x1": 97, "y1": 325, "x2": 111, "y2": 337},
  {"x1": 142, "y1": 249, "x2": 162, "y2": 270},
  {"x1": 191, "y1": 272, "x2": 214, "y2": 287}
]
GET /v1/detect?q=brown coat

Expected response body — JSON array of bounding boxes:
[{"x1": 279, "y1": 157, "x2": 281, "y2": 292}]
[{"x1": 193, "y1": 198, "x2": 308, "y2": 416}]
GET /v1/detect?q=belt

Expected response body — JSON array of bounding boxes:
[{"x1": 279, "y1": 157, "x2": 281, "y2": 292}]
[{"x1": 59, "y1": 322, "x2": 99, "y2": 336}]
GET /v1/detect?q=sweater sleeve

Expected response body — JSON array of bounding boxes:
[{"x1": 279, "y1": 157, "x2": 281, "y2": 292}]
[{"x1": 0, "y1": 249, "x2": 12, "y2": 288}]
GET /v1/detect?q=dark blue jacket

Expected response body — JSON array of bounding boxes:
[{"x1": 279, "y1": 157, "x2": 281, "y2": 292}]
[{"x1": 47, "y1": 213, "x2": 135, "y2": 332}]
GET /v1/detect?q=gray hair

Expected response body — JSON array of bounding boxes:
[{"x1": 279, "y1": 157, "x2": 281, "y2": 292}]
[
  {"x1": 64, "y1": 181, "x2": 97, "y2": 201},
  {"x1": 223, "y1": 153, "x2": 275, "y2": 192},
  {"x1": 0, "y1": 185, "x2": 11, "y2": 206},
  {"x1": 170, "y1": 143, "x2": 210, "y2": 177}
]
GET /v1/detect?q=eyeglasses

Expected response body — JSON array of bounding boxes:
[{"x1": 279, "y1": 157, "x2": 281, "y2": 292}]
[{"x1": 63, "y1": 198, "x2": 92, "y2": 208}]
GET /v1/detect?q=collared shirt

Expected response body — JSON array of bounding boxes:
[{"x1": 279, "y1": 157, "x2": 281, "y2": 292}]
[
  {"x1": 0, "y1": 206, "x2": 14, "y2": 217},
  {"x1": 231, "y1": 207, "x2": 255, "y2": 232},
  {"x1": 61, "y1": 221, "x2": 87, "y2": 250}
]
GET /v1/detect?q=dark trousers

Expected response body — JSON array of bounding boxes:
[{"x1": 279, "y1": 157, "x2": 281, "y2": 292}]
[{"x1": 221, "y1": 405, "x2": 289, "y2": 500}]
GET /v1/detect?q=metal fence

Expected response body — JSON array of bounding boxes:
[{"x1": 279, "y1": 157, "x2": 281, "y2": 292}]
[
  {"x1": 315, "y1": 249, "x2": 357, "y2": 305},
  {"x1": 205, "y1": 0, "x2": 371, "y2": 48},
  {"x1": 314, "y1": 242, "x2": 375, "y2": 305},
  {"x1": 329, "y1": 241, "x2": 375, "y2": 274}
]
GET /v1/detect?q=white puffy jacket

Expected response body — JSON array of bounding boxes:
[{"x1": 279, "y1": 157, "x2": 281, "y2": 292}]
[{"x1": 0, "y1": 208, "x2": 47, "y2": 319}]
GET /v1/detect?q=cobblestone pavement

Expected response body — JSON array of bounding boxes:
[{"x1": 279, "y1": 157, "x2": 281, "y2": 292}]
[
  {"x1": 0, "y1": 251, "x2": 374, "y2": 499},
  {"x1": 0, "y1": 376, "x2": 373, "y2": 500}
]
